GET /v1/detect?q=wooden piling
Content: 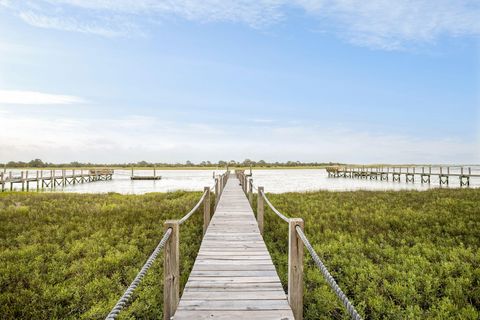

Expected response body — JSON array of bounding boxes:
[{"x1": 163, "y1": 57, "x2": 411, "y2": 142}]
[
  {"x1": 203, "y1": 187, "x2": 210, "y2": 236},
  {"x1": 288, "y1": 218, "x2": 304, "y2": 320},
  {"x1": 164, "y1": 220, "x2": 180, "y2": 320},
  {"x1": 257, "y1": 186, "x2": 264, "y2": 235},
  {"x1": 248, "y1": 179, "x2": 253, "y2": 206}
]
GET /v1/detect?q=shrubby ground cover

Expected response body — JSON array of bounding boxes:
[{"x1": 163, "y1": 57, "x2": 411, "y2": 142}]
[
  {"x1": 259, "y1": 188, "x2": 480, "y2": 319},
  {"x1": 1, "y1": 189, "x2": 479, "y2": 319},
  {"x1": 0, "y1": 191, "x2": 208, "y2": 319}
]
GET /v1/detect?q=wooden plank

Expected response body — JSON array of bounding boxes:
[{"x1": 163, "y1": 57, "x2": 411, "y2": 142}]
[
  {"x1": 173, "y1": 310, "x2": 294, "y2": 320},
  {"x1": 176, "y1": 299, "x2": 291, "y2": 310},
  {"x1": 181, "y1": 290, "x2": 287, "y2": 300}
]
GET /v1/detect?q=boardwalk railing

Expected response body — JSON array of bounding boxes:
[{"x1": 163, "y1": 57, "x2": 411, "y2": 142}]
[
  {"x1": 105, "y1": 171, "x2": 229, "y2": 320},
  {"x1": 235, "y1": 170, "x2": 362, "y2": 320}
]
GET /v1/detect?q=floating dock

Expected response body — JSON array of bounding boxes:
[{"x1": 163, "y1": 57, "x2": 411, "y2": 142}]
[{"x1": 130, "y1": 167, "x2": 161, "y2": 180}]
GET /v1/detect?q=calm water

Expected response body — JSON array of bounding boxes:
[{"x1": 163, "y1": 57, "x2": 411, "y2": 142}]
[{"x1": 3, "y1": 167, "x2": 480, "y2": 194}]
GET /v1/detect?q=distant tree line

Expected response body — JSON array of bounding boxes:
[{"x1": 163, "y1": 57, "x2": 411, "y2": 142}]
[{"x1": 0, "y1": 158, "x2": 342, "y2": 168}]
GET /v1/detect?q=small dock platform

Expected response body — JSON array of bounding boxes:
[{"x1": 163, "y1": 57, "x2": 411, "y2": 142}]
[
  {"x1": 130, "y1": 176, "x2": 162, "y2": 180},
  {"x1": 130, "y1": 168, "x2": 162, "y2": 181}
]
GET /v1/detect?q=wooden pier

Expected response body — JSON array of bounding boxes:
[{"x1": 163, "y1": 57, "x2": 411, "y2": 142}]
[
  {"x1": 326, "y1": 165, "x2": 478, "y2": 187},
  {"x1": 173, "y1": 176, "x2": 294, "y2": 320},
  {"x1": 0, "y1": 169, "x2": 114, "y2": 192}
]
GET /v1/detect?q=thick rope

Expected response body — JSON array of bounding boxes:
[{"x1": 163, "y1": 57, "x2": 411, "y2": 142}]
[
  {"x1": 260, "y1": 190, "x2": 290, "y2": 223},
  {"x1": 295, "y1": 226, "x2": 363, "y2": 320},
  {"x1": 105, "y1": 228, "x2": 173, "y2": 319},
  {"x1": 178, "y1": 190, "x2": 208, "y2": 224}
]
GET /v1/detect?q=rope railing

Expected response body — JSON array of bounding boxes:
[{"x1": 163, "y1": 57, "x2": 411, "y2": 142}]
[
  {"x1": 296, "y1": 226, "x2": 363, "y2": 320},
  {"x1": 260, "y1": 190, "x2": 290, "y2": 223},
  {"x1": 105, "y1": 228, "x2": 172, "y2": 320},
  {"x1": 251, "y1": 176, "x2": 363, "y2": 320},
  {"x1": 104, "y1": 173, "x2": 233, "y2": 320},
  {"x1": 178, "y1": 190, "x2": 208, "y2": 224}
]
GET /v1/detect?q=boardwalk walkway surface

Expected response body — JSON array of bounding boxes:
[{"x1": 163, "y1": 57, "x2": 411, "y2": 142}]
[{"x1": 173, "y1": 176, "x2": 294, "y2": 319}]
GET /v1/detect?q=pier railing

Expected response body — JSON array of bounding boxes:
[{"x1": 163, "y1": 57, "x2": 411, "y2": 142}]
[
  {"x1": 235, "y1": 170, "x2": 362, "y2": 320},
  {"x1": 105, "y1": 171, "x2": 229, "y2": 320}
]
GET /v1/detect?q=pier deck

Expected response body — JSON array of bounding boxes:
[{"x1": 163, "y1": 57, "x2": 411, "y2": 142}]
[{"x1": 173, "y1": 177, "x2": 294, "y2": 319}]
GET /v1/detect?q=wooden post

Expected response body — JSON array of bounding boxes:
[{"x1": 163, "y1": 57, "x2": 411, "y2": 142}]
[
  {"x1": 248, "y1": 179, "x2": 253, "y2": 206},
  {"x1": 51, "y1": 170, "x2": 54, "y2": 189},
  {"x1": 288, "y1": 218, "x2": 304, "y2": 320},
  {"x1": 41, "y1": 170, "x2": 44, "y2": 189},
  {"x1": 257, "y1": 187, "x2": 264, "y2": 235},
  {"x1": 21, "y1": 171, "x2": 25, "y2": 191},
  {"x1": 1, "y1": 172, "x2": 4, "y2": 192},
  {"x1": 131, "y1": 167, "x2": 134, "y2": 178},
  {"x1": 73, "y1": 169, "x2": 76, "y2": 184},
  {"x1": 9, "y1": 172, "x2": 13, "y2": 191},
  {"x1": 164, "y1": 220, "x2": 180, "y2": 320},
  {"x1": 36, "y1": 171, "x2": 39, "y2": 191},
  {"x1": 154, "y1": 167, "x2": 156, "y2": 178},
  {"x1": 26, "y1": 170, "x2": 30, "y2": 191},
  {"x1": 215, "y1": 178, "x2": 219, "y2": 205},
  {"x1": 203, "y1": 187, "x2": 211, "y2": 236}
]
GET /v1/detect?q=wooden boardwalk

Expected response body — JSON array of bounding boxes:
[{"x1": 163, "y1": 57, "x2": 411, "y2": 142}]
[{"x1": 173, "y1": 176, "x2": 294, "y2": 319}]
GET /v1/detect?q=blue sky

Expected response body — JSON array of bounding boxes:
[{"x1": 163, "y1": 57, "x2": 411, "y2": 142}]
[{"x1": 0, "y1": 1, "x2": 479, "y2": 164}]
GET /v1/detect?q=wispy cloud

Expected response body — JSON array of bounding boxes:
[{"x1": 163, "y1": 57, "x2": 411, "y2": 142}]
[
  {"x1": 1, "y1": 1, "x2": 479, "y2": 49},
  {"x1": 0, "y1": 90, "x2": 85, "y2": 105},
  {"x1": 0, "y1": 112, "x2": 477, "y2": 163}
]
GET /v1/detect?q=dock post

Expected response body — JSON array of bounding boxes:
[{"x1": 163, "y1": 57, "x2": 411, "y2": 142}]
[
  {"x1": 248, "y1": 179, "x2": 253, "y2": 206},
  {"x1": 51, "y1": 170, "x2": 54, "y2": 189},
  {"x1": 41, "y1": 171, "x2": 44, "y2": 189},
  {"x1": 203, "y1": 187, "x2": 211, "y2": 236},
  {"x1": 288, "y1": 218, "x2": 304, "y2": 320},
  {"x1": 36, "y1": 171, "x2": 39, "y2": 191},
  {"x1": 1, "y1": 172, "x2": 4, "y2": 192},
  {"x1": 21, "y1": 171, "x2": 25, "y2": 191},
  {"x1": 131, "y1": 167, "x2": 134, "y2": 178},
  {"x1": 154, "y1": 167, "x2": 156, "y2": 178},
  {"x1": 26, "y1": 171, "x2": 30, "y2": 191},
  {"x1": 215, "y1": 178, "x2": 219, "y2": 205},
  {"x1": 73, "y1": 169, "x2": 76, "y2": 185},
  {"x1": 257, "y1": 187, "x2": 264, "y2": 235},
  {"x1": 164, "y1": 220, "x2": 180, "y2": 320},
  {"x1": 62, "y1": 169, "x2": 66, "y2": 186},
  {"x1": 9, "y1": 172, "x2": 13, "y2": 191}
]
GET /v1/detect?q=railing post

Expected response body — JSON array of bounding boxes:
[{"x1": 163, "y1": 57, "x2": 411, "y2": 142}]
[
  {"x1": 164, "y1": 220, "x2": 180, "y2": 320},
  {"x1": 215, "y1": 178, "x2": 219, "y2": 205},
  {"x1": 21, "y1": 171, "x2": 25, "y2": 191},
  {"x1": 1, "y1": 172, "x2": 4, "y2": 192},
  {"x1": 248, "y1": 179, "x2": 253, "y2": 206},
  {"x1": 288, "y1": 218, "x2": 304, "y2": 320},
  {"x1": 203, "y1": 187, "x2": 211, "y2": 236},
  {"x1": 257, "y1": 187, "x2": 264, "y2": 235}
]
